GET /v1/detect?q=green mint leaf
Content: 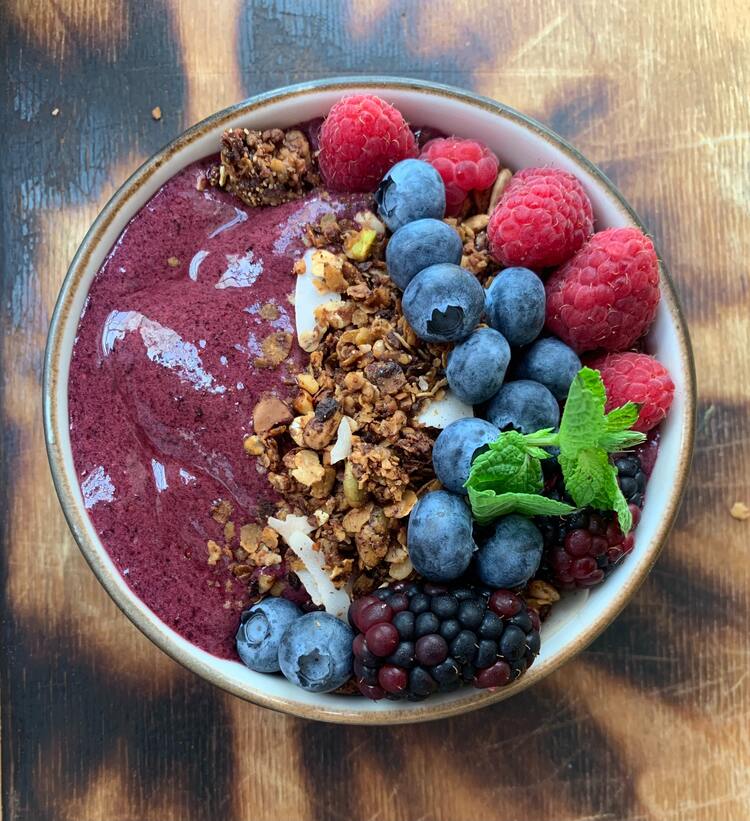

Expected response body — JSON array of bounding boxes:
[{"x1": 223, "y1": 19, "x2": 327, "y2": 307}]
[
  {"x1": 466, "y1": 430, "x2": 545, "y2": 494},
  {"x1": 560, "y1": 449, "x2": 634, "y2": 532},
  {"x1": 604, "y1": 402, "x2": 641, "y2": 432},
  {"x1": 599, "y1": 430, "x2": 647, "y2": 452},
  {"x1": 558, "y1": 367, "x2": 607, "y2": 457},
  {"x1": 468, "y1": 487, "x2": 576, "y2": 524}
]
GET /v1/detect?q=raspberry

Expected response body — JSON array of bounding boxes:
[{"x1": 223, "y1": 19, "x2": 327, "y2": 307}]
[
  {"x1": 318, "y1": 94, "x2": 418, "y2": 193},
  {"x1": 545, "y1": 227, "x2": 660, "y2": 353},
  {"x1": 590, "y1": 352, "x2": 675, "y2": 432},
  {"x1": 487, "y1": 167, "x2": 593, "y2": 268},
  {"x1": 537, "y1": 506, "x2": 640, "y2": 590},
  {"x1": 348, "y1": 581, "x2": 540, "y2": 700},
  {"x1": 419, "y1": 137, "x2": 499, "y2": 216}
]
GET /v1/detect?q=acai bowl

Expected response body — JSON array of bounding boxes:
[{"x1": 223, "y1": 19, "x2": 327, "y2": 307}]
[{"x1": 44, "y1": 78, "x2": 695, "y2": 724}]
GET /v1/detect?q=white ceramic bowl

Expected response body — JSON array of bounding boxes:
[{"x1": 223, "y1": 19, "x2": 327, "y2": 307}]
[{"x1": 44, "y1": 77, "x2": 696, "y2": 724}]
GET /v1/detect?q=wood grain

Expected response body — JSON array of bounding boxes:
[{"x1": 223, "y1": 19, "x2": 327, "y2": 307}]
[{"x1": 2, "y1": 1, "x2": 749, "y2": 819}]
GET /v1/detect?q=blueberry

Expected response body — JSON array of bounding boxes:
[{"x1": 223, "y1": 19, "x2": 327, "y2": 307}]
[
  {"x1": 527, "y1": 631, "x2": 541, "y2": 655},
  {"x1": 446, "y1": 328, "x2": 511, "y2": 405},
  {"x1": 402, "y1": 263, "x2": 485, "y2": 343},
  {"x1": 485, "y1": 267, "x2": 545, "y2": 346},
  {"x1": 485, "y1": 380, "x2": 560, "y2": 434},
  {"x1": 277, "y1": 612, "x2": 354, "y2": 693},
  {"x1": 516, "y1": 337, "x2": 582, "y2": 400},
  {"x1": 235, "y1": 598, "x2": 302, "y2": 673},
  {"x1": 432, "y1": 418, "x2": 500, "y2": 494},
  {"x1": 510, "y1": 611, "x2": 533, "y2": 633},
  {"x1": 386, "y1": 218, "x2": 463, "y2": 290},
  {"x1": 407, "y1": 490, "x2": 475, "y2": 581},
  {"x1": 375, "y1": 159, "x2": 446, "y2": 232},
  {"x1": 476, "y1": 514, "x2": 544, "y2": 588}
]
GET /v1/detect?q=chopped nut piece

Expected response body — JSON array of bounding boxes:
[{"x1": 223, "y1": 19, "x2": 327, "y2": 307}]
[
  {"x1": 151, "y1": 106, "x2": 162, "y2": 121},
  {"x1": 297, "y1": 373, "x2": 319, "y2": 394},
  {"x1": 253, "y1": 396, "x2": 293, "y2": 434},
  {"x1": 487, "y1": 168, "x2": 512, "y2": 213},
  {"x1": 291, "y1": 450, "x2": 326, "y2": 486},
  {"x1": 383, "y1": 489, "x2": 418, "y2": 519},
  {"x1": 364, "y1": 361, "x2": 407, "y2": 394},
  {"x1": 207, "y1": 540, "x2": 222, "y2": 566},
  {"x1": 224, "y1": 521, "x2": 235, "y2": 542},
  {"x1": 255, "y1": 331, "x2": 293, "y2": 369},
  {"x1": 211, "y1": 499, "x2": 234, "y2": 524},
  {"x1": 243, "y1": 435, "x2": 265, "y2": 456},
  {"x1": 342, "y1": 503, "x2": 374, "y2": 534},
  {"x1": 289, "y1": 413, "x2": 314, "y2": 447},
  {"x1": 344, "y1": 228, "x2": 377, "y2": 261},
  {"x1": 730, "y1": 501, "x2": 750, "y2": 520},
  {"x1": 302, "y1": 398, "x2": 342, "y2": 450},
  {"x1": 258, "y1": 574, "x2": 275, "y2": 594},
  {"x1": 293, "y1": 390, "x2": 314, "y2": 415},
  {"x1": 527, "y1": 579, "x2": 561, "y2": 606},
  {"x1": 259, "y1": 302, "x2": 280, "y2": 321},
  {"x1": 167, "y1": 256, "x2": 180, "y2": 267},
  {"x1": 463, "y1": 213, "x2": 490, "y2": 232}
]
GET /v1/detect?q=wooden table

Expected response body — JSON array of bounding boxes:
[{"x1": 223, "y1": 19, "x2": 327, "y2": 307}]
[{"x1": 2, "y1": 2, "x2": 748, "y2": 819}]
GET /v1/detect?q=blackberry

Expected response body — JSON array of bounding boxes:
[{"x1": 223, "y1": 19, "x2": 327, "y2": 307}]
[
  {"x1": 348, "y1": 582, "x2": 541, "y2": 700},
  {"x1": 537, "y1": 505, "x2": 640, "y2": 590},
  {"x1": 615, "y1": 454, "x2": 647, "y2": 508}
]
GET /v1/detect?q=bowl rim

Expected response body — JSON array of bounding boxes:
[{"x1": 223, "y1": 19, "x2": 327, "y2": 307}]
[{"x1": 43, "y1": 75, "x2": 696, "y2": 724}]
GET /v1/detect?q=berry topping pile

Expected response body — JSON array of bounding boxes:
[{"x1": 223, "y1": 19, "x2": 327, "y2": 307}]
[
  {"x1": 224, "y1": 93, "x2": 678, "y2": 704},
  {"x1": 349, "y1": 582, "x2": 540, "y2": 699}
]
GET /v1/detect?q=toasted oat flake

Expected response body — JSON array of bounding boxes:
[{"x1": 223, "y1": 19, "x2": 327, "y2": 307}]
[
  {"x1": 291, "y1": 449, "x2": 326, "y2": 486},
  {"x1": 211, "y1": 499, "x2": 234, "y2": 524},
  {"x1": 207, "y1": 540, "x2": 222, "y2": 566}
]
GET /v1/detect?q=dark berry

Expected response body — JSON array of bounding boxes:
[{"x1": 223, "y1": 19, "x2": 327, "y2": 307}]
[
  {"x1": 478, "y1": 612, "x2": 504, "y2": 640},
  {"x1": 461, "y1": 664, "x2": 476, "y2": 682},
  {"x1": 353, "y1": 659, "x2": 379, "y2": 685},
  {"x1": 453, "y1": 587, "x2": 475, "y2": 600},
  {"x1": 499, "y1": 625, "x2": 527, "y2": 660},
  {"x1": 352, "y1": 634, "x2": 379, "y2": 666},
  {"x1": 439, "y1": 618, "x2": 462, "y2": 641},
  {"x1": 409, "y1": 593, "x2": 430, "y2": 614},
  {"x1": 357, "y1": 601, "x2": 393, "y2": 631},
  {"x1": 457, "y1": 600, "x2": 484, "y2": 630},
  {"x1": 475, "y1": 639, "x2": 499, "y2": 669},
  {"x1": 372, "y1": 587, "x2": 392, "y2": 601},
  {"x1": 409, "y1": 667, "x2": 437, "y2": 697},
  {"x1": 489, "y1": 590, "x2": 522, "y2": 618},
  {"x1": 431, "y1": 658, "x2": 460, "y2": 687},
  {"x1": 393, "y1": 610, "x2": 415, "y2": 640},
  {"x1": 450, "y1": 630, "x2": 478, "y2": 664},
  {"x1": 510, "y1": 611, "x2": 533, "y2": 633},
  {"x1": 527, "y1": 631, "x2": 541, "y2": 655},
  {"x1": 415, "y1": 611, "x2": 440, "y2": 637},
  {"x1": 378, "y1": 665, "x2": 408, "y2": 694},
  {"x1": 348, "y1": 595, "x2": 379, "y2": 629},
  {"x1": 365, "y1": 623, "x2": 399, "y2": 657},
  {"x1": 415, "y1": 634, "x2": 449, "y2": 666},
  {"x1": 357, "y1": 681, "x2": 386, "y2": 699},
  {"x1": 615, "y1": 454, "x2": 647, "y2": 508},
  {"x1": 431, "y1": 594, "x2": 459, "y2": 619},
  {"x1": 387, "y1": 641, "x2": 416, "y2": 669},
  {"x1": 388, "y1": 593, "x2": 410, "y2": 613},
  {"x1": 474, "y1": 660, "x2": 511, "y2": 689}
]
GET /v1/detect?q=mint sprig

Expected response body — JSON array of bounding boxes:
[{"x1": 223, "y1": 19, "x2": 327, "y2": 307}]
[{"x1": 464, "y1": 367, "x2": 647, "y2": 532}]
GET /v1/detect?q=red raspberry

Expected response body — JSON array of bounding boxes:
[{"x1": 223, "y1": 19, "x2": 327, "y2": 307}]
[
  {"x1": 487, "y1": 167, "x2": 593, "y2": 268},
  {"x1": 419, "y1": 137, "x2": 499, "y2": 216},
  {"x1": 590, "y1": 352, "x2": 675, "y2": 432},
  {"x1": 545, "y1": 227, "x2": 660, "y2": 353},
  {"x1": 318, "y1": 94, "x2": 418, "y2": 193}
]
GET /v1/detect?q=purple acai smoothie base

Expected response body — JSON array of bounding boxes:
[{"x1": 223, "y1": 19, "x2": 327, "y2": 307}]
[{"x1": 68, "y1": 156, "x2": 368, "y2": 658}]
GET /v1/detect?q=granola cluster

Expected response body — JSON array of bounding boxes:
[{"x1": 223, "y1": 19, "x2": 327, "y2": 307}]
[{"x1": 207, "y1": 127, "x2": 320, "y2": 207}]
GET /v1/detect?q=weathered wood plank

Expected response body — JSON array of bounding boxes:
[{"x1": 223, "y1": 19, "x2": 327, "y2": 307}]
[{"x1": 2, "y1": 1, "x2": 749, "y2": 820}]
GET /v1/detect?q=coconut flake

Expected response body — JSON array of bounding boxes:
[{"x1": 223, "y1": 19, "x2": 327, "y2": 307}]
[
  {"x1": 294, "y1": 248, "x2": 341, "y2": 352},
  {"x1": 287, "y1": 532, "x2": 350, "y2": 620},
  {"x1": 329, "y1": 416, "x2": 354, "y2": 464},
  {"x1": 416, "y1": 390, "x2": 474, "y2": 429},
  {"x1": 267, "y1": 514, "x2": 350, "y2": 620}
]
